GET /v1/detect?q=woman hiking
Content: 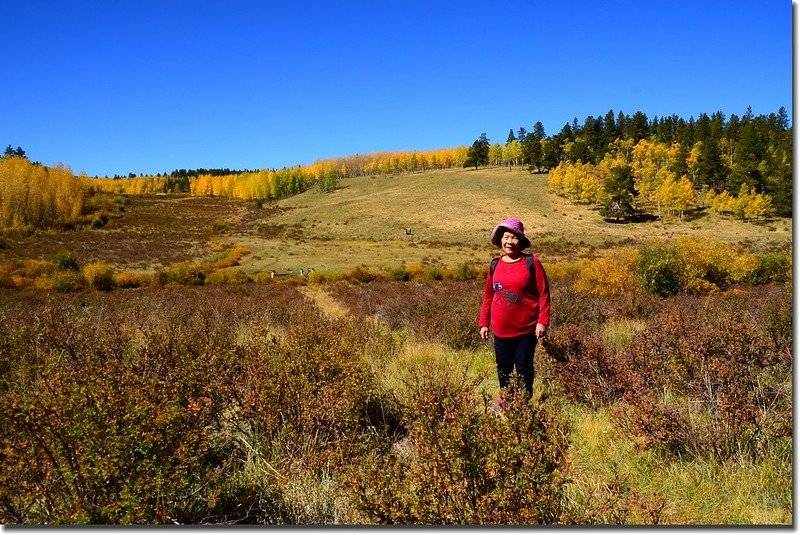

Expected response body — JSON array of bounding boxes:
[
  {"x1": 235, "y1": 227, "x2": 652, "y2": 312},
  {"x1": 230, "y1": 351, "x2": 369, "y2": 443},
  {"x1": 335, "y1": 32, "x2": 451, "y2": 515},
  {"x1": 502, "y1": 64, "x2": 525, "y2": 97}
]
[{"x1": 479, "y1": 217, "x2": 551, "y2": 404}]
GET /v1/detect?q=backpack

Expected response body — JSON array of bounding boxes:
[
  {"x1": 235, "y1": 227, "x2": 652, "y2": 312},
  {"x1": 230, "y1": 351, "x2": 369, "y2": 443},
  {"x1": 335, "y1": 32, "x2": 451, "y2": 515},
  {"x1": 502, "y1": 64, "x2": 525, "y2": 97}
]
[{"x1": 489, "y1": 253, "x2": 540, "y2": 294}]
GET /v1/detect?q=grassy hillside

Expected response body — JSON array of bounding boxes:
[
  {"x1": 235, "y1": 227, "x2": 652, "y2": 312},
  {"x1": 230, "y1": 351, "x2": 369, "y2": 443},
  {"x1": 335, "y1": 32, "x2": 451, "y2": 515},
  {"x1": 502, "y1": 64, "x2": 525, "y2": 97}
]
[
  {"x1": 240, "y1": 166, "x2": 791, "y2": 274},
  {"x1": 0, "y1": 166, "x2": 791, "y2": 276}
]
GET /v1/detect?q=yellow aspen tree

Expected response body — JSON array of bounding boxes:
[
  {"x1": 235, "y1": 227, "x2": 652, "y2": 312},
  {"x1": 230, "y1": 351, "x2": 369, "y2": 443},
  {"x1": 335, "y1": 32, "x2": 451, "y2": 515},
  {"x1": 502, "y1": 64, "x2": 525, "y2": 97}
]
[
  {"x1": 702, "y1": 186, "x2": 715, "y2": 208},
  {"x1": 230, "y1": 176, "x2": 246, "y2": 200},
  {"x1": 733, "y1": 183, "x2": 754, "y2": 220},
  {"x1": 378, "y1": 157, "x2": 393, "y2": 174},
  {"x1": 28, "y1": 164, "x2": 47, "y2": 226},
  {"x1": 561, "y1": 162, "x2": 582, "y2": 200},
  {"x1": 253, "y1": 170, "x2": 271, "y2": 200},
  {"x1": 488, "y1": 144, "x2": 503, "y2": 166},
  {"x1": 686, "y1": 142, "x2": 702, "y2": 182},
  {"x1": 557, "y1": 162, "x2": 574, "y2": 198},
  {"x1": 674, "y1": 175, "x2": 697, "y2": 218},
  {"x1": 578, "y1": 163, "x2": 606, "y2": 205},
  {"x1": 399, "y1": 153, "x2": 412, "y2": 173},
  {"x1": 0, "y1": 159, "x2": 13, "y2": 226},
  {"x1": 601, "y1": 142, "x2": 633, "y2": 171},
  {"x1": 240, "y1": 173, "x2": 255, "y2": 200},
  {"x1": 193, "y1": 174, "x2": 212, "y2": 196},
  {"x1": 502, "y1": 140, "x2": 523, "y2": 166},
  {"x1": 667, "y1": 141, "x2": 682, "y2": 167},
  {"x1": 593, "y1": 163, "x2": 612, "y2": 206},
  {"x1": 452, "y1": 146, "x2": 469, "y2": 167},
  {"x1": 363, "y1": 160, "x2": 378, "y2": 175},
  {"x1": 631, "y1": 140, "x2": 659, "y2": 202},
  {"x1": 0, "y1": 157, "x2": 84, "y2": 229},
  {"x1": 416, "y1": 152, "x2": 429, "y2": 171},
  {"x1": 631, "y1": 139, "x2": 677, "y2": 213},
  {"x1": 654, "y1": 171, "x2": 678, "y2": 217},
  {"x1": 745, "y1": 192, "x2": 773, "y2": 220},
  {"x1": 710, "y1": 190, "x2": 734, "y2": 215},
  {"x1": 52, "y1": 164, "x2": 84, "y2": 222},
  {"x1": 548, "y1": 164, "x2": 566, "y2": 195}
]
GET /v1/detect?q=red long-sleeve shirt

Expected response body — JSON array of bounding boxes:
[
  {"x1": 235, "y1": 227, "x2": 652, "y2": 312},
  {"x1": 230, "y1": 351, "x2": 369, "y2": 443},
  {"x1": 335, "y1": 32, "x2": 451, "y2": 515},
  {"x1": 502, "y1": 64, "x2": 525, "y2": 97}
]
[{"x1": 479, "y1": 255, "x2": 551, "y2": 338}]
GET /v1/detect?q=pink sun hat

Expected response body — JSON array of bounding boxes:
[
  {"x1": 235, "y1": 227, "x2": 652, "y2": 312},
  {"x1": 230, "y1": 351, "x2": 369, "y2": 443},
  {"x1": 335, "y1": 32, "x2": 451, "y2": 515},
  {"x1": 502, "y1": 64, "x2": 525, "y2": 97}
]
[{"x1": 490, "y1": 217, "x2": 531, "y2": 250}]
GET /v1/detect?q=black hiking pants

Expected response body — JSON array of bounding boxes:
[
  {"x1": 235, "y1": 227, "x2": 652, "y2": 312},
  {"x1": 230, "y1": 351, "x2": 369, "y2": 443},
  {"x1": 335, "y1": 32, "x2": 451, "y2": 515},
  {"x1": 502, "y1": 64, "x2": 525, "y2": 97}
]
[{"x1": 494, "y1": 331, "x2": 537, "y2": 400}]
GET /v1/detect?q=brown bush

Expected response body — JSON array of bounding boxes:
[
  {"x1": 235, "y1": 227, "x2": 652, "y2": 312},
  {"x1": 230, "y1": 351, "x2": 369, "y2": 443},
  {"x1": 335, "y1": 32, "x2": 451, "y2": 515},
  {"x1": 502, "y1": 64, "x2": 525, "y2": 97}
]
[
  {"x1": 231, "y1": 307, "x2": 399, "y2": 461},
  {"x1": 0, "y1": 296, "x2": 241, "y2": 523},
  {"x1": 350, "y1": 366, "x2": 572, "y2": 524},
  {"x1": 540, "y1": 323, "x2": 628, "y2": 407},
  {"x1": 326, "y1": 279, "x2": 484, "y2": 350},
  {"x1": 82, "y1": 261, "x2": 115, "y2": 291},
  {"x1": 613, "y1": 286, "x2": 792, "y2": 460}
]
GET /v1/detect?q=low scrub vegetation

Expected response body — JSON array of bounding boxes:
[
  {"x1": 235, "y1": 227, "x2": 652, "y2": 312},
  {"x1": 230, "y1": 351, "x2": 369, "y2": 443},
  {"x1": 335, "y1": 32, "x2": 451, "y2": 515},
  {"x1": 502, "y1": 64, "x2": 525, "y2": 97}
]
[
  {"x1": 0, "y1": 266, "x2": 791, "y2": 524},
  {"x1": 0, "y1": 236, "x2": 788, "y2": 304}
]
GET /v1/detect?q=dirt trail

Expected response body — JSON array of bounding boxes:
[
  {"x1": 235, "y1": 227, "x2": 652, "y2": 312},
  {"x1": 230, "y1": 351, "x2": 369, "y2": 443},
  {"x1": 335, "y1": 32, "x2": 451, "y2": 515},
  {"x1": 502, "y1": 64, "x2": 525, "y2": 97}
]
[{"x1": 299, "y1": 285, "x2": 350, "y2": 319}]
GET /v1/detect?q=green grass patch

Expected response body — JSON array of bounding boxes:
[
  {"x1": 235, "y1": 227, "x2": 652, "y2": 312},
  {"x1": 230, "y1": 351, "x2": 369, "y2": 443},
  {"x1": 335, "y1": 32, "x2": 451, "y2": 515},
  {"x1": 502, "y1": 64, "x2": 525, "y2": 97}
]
[{"x1": 561, "y1": 403, "x2": 792, "y2": 525}]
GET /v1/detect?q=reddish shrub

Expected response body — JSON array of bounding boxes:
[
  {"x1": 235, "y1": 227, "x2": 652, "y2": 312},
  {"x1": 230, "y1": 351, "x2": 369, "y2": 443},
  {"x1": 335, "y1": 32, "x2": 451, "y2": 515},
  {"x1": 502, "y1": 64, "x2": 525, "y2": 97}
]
[
  {"x1": 350, "y1": 370, "x2": 571, "y2": 524},
  {"x1": 614, "y1": 286, "x2": 792, "y2": 460},
  {"x1": 327, "y1": 279, "x2": 485, "y2": 350}
]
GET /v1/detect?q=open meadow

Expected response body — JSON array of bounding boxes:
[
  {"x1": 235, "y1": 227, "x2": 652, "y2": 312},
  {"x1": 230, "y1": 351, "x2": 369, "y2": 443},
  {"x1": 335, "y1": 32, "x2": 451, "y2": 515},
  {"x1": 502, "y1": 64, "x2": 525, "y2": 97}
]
[
  {"x1": 0, "y1": 167, "x2": 791, "y2": 275},
  {"x1": 0, "y1": 167, "x2": 793, "y2": 525}
]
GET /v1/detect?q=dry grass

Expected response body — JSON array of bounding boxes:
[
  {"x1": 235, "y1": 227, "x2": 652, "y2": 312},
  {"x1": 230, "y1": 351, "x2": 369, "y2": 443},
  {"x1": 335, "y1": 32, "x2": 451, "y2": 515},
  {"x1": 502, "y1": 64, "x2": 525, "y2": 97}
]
[
  {"x1": 0, "y1": 168, "x2": 791, "y2": 276},
  {"x1": 563, "y1": 405, "x2": 792, "y2": 525},
  {"x1": 0, "y1": 194, "x2": 263, "y2": 270},
  {"x1": 230, "y1": 166, "x2": 792, "y2": 273},
  {"x1": 298, "y1": 285, "x2": 350, "y2": 320}
]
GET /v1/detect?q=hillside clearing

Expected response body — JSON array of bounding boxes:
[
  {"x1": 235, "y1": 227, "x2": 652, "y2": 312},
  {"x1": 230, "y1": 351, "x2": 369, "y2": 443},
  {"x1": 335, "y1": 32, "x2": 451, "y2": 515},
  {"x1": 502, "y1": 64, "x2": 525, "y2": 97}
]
[{"x1": 0, "y1": 167, "x2": 790, "y2": 275}]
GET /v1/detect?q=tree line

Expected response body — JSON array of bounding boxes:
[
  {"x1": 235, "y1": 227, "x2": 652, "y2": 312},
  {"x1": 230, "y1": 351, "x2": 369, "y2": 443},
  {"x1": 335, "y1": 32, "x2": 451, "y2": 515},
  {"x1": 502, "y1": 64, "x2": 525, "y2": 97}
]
[
  {"x1": 466, "y1": 106, "x2": 792, "y2": 217},
  {"x1": 84, "y1": 147, "x2": 471, "y2": 201},
  {"x1": 1, "y1": 105, "x2": 791, "y2": 230}
]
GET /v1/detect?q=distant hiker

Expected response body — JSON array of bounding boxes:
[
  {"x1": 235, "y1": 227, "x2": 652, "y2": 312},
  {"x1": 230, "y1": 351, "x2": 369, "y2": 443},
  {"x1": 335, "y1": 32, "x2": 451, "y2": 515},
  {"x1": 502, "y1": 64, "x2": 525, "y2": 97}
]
[
  {"x1": 299, "y1": 268, "x2": 305, "y2": 277},
  {"x1": 270, "y1": 270, "x2": 275, "y2": 280},
  {"x1": 404, "y1": 227, "x2": 413, "y2": 236},
  {"x1": 479, "y1": 217, "x2": 551, "y2": 404}
]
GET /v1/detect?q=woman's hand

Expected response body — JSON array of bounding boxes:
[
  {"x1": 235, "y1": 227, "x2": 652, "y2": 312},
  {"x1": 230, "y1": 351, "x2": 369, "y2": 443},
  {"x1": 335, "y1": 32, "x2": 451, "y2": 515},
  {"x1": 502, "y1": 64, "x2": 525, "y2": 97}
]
[
  {"x1": 479, "y1": 326, "x2": 490, "y2": 340},
  {"x1": 535, "y1": 323, "x2": 548, "y2": 339}
]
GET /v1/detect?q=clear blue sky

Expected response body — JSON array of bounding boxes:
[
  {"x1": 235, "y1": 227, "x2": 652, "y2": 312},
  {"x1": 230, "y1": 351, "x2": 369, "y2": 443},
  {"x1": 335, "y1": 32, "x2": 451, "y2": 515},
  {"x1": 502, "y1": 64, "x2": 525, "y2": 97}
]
[{"x1": 1, "y1": 0, "x2": 793, "y2": 177}]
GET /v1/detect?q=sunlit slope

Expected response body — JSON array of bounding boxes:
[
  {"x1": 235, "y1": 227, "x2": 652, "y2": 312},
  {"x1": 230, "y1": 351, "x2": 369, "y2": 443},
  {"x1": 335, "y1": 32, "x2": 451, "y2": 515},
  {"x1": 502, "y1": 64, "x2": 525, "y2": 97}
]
[{"x1": 235, "y1": 166, "x2": 791, "y2": 274}]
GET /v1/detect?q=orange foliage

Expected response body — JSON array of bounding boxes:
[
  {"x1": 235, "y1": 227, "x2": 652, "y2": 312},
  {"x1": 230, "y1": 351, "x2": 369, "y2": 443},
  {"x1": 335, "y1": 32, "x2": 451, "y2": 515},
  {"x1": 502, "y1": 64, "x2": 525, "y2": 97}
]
[
  {"x1": 85, "y1": 146, "x2": 470, "y2": 201},
  {"x1": 672, "y1": 235, "x2": 758, "y2": 291},
  {"x1": 575, "y1": 247, "x2": 639, "y2": 297},
  {"x1": 0, "y1": 156, "x2": 85, "y2": 229}
]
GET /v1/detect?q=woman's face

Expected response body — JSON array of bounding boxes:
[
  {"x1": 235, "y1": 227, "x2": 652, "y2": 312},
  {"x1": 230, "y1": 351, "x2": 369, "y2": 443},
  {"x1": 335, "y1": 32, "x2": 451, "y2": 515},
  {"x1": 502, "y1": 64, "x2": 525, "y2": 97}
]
[{"x1": 501, "y1": 231, "x2": 522, "y2": 257}]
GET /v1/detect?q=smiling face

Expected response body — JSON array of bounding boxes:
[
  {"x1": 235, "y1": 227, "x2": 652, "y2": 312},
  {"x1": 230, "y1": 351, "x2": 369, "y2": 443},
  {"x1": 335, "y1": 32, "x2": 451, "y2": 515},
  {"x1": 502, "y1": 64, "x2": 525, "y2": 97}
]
[{"x1": 500, "y1": 231, "x2": 522, "y2": 258}]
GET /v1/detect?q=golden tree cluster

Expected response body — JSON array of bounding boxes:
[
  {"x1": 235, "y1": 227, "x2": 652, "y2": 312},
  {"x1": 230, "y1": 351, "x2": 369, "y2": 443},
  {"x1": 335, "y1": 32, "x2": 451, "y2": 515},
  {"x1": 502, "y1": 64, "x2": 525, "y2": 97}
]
[
  {"x1": 549, "y1": 139, "x2": 698, "y2": 218},
  {"x1": 706, "y1": 184, "x2": 773, "y2": 221},
  {"x1": 0, "y1": 156, "x2": 85, "y2": 229},
  {"x1": 487, "y1": 141, "x2": 523, "y2": 166},
  {"x1": 85, "y1": 176, "x2": 168, "y2": 195},
  {"x1": 85, "y1": 146, "x2": 470, "y2": 201},
  {"x1": 574, "y1": 235, "x2": 781, "y2": 297}
]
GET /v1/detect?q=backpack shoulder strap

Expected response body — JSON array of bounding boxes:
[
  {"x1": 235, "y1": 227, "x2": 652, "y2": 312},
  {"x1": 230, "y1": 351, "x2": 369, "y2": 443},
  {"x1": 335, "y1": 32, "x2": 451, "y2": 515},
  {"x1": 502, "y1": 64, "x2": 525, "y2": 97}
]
[
  {"x1": 491, "y1": 255, "x2": 536, "y2": 276},
  {"x1": 525, "y1": 253, "x2": 535, "y2": 272},
  {"x1": 525, "y1": 253, "x2": 540, "y2": 294}
]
